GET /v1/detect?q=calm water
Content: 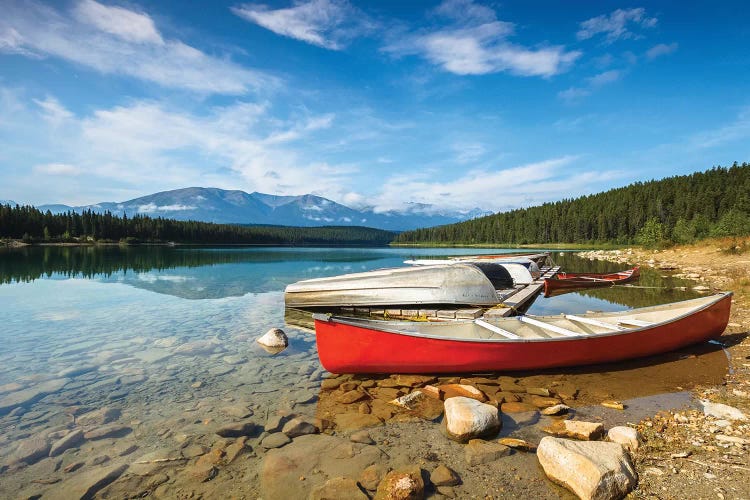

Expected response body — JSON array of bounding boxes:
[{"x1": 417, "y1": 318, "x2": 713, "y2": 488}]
[{"x1": 0, "y1": 246, "x2": 717, "y2": 498}]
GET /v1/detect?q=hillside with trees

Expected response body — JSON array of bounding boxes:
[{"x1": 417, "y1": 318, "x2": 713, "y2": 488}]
[
  {"x1": 0, "y1": 205, "x2": 396, "y2": 246},
  {"x1": 395, "y1": 162, "x2": 750, "y2": 246}
]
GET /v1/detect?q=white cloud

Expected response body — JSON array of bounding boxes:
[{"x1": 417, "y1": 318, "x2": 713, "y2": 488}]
[
  {"x1": 452, "y1": 141, "x2": 486, "y2": 164},
  {"x1": 370, "y1": 156, "x2": 627, "y2": 212},
  {"x1": 33, "y1": 163, "x2": 82, "y2": 176},
  {"x1": 33, "y1": 96, "x2": 74, "y2": 125},
  {"x1": 688, "y1": 106, "x2": 750, "y2": 150},
  {"x1": 559, "y1": 70, "x2": 623, "y2": 103},
  {"x1": 384, "y1": 0, "x2": 580, "y2": 77},
  {"x1": 588, "y1": 69, "x2": 622, "y2": 87},
  {"x1": 646, "y1": 42, "x2": 678, "y2": 60},
  {"x1": 73, "y1": 0, "x2": 163, "y2": 44},
  {"x1": 558, "y1": 87, "x2": 591, "y2": 103},
  {"x1": 232, "y1": 0, "x2": 372, "y2": 50},
  {"x1": 0, "y1": 0, "x2": 272, "y2": 94},
  {"x1": 577, "y1": 8, "x2": 658, "y2": 44}
]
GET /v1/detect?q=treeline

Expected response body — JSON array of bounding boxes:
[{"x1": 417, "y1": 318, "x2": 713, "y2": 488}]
[
  {"x1": 395, "y1": 162, "x2": 750, "y2": 245},
  {"x1": 0, "y1": 205, "x2": 396, "y2": 246}
]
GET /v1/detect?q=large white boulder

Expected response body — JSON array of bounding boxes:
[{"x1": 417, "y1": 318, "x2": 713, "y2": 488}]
[
  {"x1": 257, "y1": 328, "x2": 288, "y2": 348},
  {"x1": 443, "y1": 396, "x2": 500, "y2": 442},
  {"x1": 537, "y1": 437, "x2": 637, "y2": 500}
]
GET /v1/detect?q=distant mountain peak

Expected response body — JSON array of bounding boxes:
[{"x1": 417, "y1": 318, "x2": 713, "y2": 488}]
[{"x1": 35, "y1": 187, "x2": 483, "y2": 231}]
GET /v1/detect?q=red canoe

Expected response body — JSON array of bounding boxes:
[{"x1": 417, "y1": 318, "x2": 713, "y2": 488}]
[
  {"x1": 544, "y1": 266, "x2": 640, "y2": 296},
  {"x1": 312, "y1": 292, "x2": 731, "y2": 374}
]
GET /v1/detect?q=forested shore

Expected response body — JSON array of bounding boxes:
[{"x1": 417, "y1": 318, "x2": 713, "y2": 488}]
[
  {"x1": 0, "y1": 205, "x2": 395, "y2": 246},
  {"x1": 395, "y1": 162, "x2": 750, "y2": 246}
]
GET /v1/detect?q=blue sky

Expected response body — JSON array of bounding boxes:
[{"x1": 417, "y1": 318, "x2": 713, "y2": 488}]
[{"x1": 0, "y1": 0, "x2": 748, "y2": 214}]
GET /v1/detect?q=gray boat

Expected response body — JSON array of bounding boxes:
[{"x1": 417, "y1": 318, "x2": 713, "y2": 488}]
[{"x1": 284, "y1": 263, "x2": 510, "y2": 308}]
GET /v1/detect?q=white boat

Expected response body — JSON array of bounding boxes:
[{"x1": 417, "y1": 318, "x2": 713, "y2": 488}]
[
  {"x1": 405, "y1": 258, "x2": 541, "y2": 285},
  {"x1": 284, "y1": 263, "x2": 504, "y2": 308}
]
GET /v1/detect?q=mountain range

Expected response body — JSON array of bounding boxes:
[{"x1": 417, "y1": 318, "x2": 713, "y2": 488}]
[{"x1": 27, "y1": 187, "x2": 487, "y2": 231}]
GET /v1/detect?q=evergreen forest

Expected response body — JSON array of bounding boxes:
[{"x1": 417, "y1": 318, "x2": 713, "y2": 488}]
[
  {"x1": 395, "y1": 162, "x2": 750, "y2": 246},
  {"x1": 0, "y1": 205, "x2": 395, "y2": 246}
]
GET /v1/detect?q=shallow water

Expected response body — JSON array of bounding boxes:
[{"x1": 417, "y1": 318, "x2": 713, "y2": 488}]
[{"x1": 0, "y1": 246, "x2": 728, "y2": 498}]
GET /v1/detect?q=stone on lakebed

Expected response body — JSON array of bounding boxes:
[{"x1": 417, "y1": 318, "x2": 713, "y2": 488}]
[
  {"x1": 257, "y1": 328, "x2": 288, "y2": 349},
  {"x1": 443, "y1": 396, "x2": 500, "y2": 442},
  {"x1": 537, "y1": 437, "x2": 637, "y2": 500}
]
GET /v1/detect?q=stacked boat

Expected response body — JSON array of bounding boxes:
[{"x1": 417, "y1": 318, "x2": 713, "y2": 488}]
[{"x1": 284, "y1": 253, "x2": 732, "y2": 374}]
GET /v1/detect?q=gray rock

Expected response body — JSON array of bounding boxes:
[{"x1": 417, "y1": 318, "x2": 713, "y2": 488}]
[
  {"x1": 8, "y1": 435, "x2": 50, "y2": 464},
  {"x1": 261, "y1": 432, "x2": 291, "y2": 449},
  {"x1": 0, "y1": 378, "x2": 70, "y2": 415},
  {"x1": 282, "y1": 416, "x2": 319, "y2": 438},
  {"x1": 49, "y1": 429, "x2": 84, "y2": 457},
  {"x1": 264, "y1": 415, "x2": 288, "y2": 433},
  {"x1": 55, "y1": 464, "x2": 128, "y2": 499},
  {"x1": 261, "y1": 434, "x2": 386, "y2": 500},
  {"x1": 216, "y1": 421, "x2": 260, "y2": 438},
  {"x1": 219, "y1": 405, "x2": 254, "y2": 419},
  {"x1": 84, "y1": 424, "x2": 132, "y2": 440},
  {"x1": 537, "y1": 437, "x2": 637, "y2": 500},
  {"x1": 76, "y1": 407, "x2": 122, "y2": 427}
]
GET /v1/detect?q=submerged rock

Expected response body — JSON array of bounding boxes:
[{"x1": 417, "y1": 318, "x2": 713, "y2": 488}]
[
  {"x1": 77, "y1": 407, "x2": 121, "y2": 427},
  {"x1": 257, "y1": 328, "x2": 288, "y2": 349},
  {"x1": 261, "y1": 432, "x2": 291, "y2": 449},
  {"x1": 465, "y1": 439, "x2": 511, "y2": 465},
  {"x1": 310, "y1": 477, "x2": 368, "y2": 500},
  {"x1": 55, "y1": 463, "x2": 129, "y2": 499},
  {"x1": 537, "y1": 437, "x2": 637, "y2": 500},
  {"x1": 281, "y1": 416, "x2": 319, "y2": 438},
  {"x1": 443, "y1": 397, "x2": 500, "y2": 442},
  {"x1": 216, "y1": 421, "x2": 260, "y2": 438},
  {"x1": 8, "y1": 436, "x2": 50, "y2": 464},
  {"x1": 49, "y1": 429, "x2": 84, "y2": 457}
]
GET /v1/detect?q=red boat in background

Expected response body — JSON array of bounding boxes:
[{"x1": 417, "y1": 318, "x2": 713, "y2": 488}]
[
  {"x1": 312, "y1": 292, "x2": 731, "y2": 374},
  {"x1": 544, "y1": 266, "x2": 640, "y2": 296}
]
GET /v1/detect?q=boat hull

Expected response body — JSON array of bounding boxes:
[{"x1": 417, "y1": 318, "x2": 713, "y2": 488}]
[
  {"x1": 285, "y1": 263, "x2": 501, "y2": 308},
  {"x1": 314, "y1": 293, "x2": 731, "y2": 374},
  {"x1": 544, "y1": 267, "x2": 640, "y2": 296}
]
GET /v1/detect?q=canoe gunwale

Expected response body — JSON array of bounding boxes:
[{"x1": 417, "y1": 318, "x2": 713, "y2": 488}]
[{"x1": 312, "y1": 292, "x2": 732, "y2": 344}]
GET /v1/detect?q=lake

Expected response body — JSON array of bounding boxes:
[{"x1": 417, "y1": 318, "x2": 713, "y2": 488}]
[{"x1": 0, "y1": 245, "x2": 728, "y2": 498}]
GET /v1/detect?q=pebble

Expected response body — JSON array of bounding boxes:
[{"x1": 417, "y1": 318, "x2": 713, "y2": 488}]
[
  {"x1": 497, "y1": 437, "x2": 536, "y2": 451},
  {"x1": 430, "y1": 464, "x2": 461, "y2": 486}
]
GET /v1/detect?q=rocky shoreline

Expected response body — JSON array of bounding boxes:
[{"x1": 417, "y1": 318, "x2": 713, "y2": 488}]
[
  {"x1": 1, "y1": 241, "x2": 749, "y2": 499},
  {"x1": 578, "y1": 241, "x2": 750, "y2": 499}
]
